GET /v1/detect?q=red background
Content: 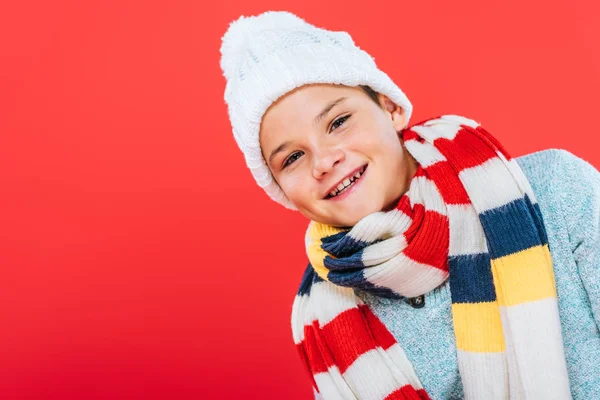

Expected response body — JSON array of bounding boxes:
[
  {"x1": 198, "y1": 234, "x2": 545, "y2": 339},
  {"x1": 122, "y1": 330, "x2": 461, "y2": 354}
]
[{"x1": 1, "y1": 0, "x2": 599, "y2": 399}]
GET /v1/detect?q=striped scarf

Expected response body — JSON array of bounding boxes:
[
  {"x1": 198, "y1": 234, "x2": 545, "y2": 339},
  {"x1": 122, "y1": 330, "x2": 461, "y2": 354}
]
[{"x1": 291, "y1": 115, "x2": 572, "y2": 399}]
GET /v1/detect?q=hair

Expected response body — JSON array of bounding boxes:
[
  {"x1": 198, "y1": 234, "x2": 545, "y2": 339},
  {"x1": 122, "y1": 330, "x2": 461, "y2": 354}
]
[{"x1": 359, "y1": 85, "x2": 383, "y2": 109}]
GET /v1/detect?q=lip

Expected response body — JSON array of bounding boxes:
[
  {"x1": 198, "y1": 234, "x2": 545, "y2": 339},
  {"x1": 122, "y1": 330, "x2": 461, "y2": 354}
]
[{"x1": 323, "y1": 164, "x2": 368, "y2": 200}]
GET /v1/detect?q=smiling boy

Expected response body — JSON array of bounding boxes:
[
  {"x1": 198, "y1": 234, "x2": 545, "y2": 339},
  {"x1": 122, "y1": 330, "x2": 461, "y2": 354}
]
[
  {"x1": 220, "y1": 10, "x2": 600, "y2": 399},
  {"x1": 260, "y1": 84, "x2": 418, "y2": 227}
]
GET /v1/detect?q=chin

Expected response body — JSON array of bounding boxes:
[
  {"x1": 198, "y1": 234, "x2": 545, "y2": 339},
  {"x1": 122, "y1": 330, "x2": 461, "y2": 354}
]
[
  {"x1": 354, "y1": 201, "x2": 381, "y2": 218},
  {"x1": 337, "y1": 211, "x2": 372, "y2": 228},
  {"x1": 310, "y1": 200, "x2": 381, "y2": 227}
]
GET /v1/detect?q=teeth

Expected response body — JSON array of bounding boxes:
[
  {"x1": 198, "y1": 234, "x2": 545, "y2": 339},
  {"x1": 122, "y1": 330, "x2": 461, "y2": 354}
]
[{"x1": 328, "y1": 167, "x2": 366, "y2": 198}]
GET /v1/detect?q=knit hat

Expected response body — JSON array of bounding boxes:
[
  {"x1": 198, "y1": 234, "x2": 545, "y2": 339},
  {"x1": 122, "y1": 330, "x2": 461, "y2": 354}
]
[{"x1": 219, "y1": 10, "x2": 413, "y2": 210}]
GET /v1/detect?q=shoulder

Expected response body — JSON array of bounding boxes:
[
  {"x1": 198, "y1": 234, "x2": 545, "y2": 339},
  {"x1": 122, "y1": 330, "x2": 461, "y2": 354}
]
[
  {"x1": 515, "y1": 148, "x2": 590, "y2": 176},
  {"x1": 515, "y1": 148, "x2": 599, "y2": 197},
  {"x1": 516, "y1": 148, "x2": 600, "y2": 253},
  {"x1": 515, "y1": 147, "x2": 596, "y2": 173}
]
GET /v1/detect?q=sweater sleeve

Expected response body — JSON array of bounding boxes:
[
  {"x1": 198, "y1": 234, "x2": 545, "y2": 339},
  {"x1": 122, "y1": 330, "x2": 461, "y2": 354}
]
[{"x1": 555, "y1": 149, "x2": 600, "y2": 326}]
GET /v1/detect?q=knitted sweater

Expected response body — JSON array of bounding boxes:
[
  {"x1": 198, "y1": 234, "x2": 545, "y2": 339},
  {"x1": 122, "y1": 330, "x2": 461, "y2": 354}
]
[{"x1": 310, "y1": 148, "x2": 600, "y2": 399}]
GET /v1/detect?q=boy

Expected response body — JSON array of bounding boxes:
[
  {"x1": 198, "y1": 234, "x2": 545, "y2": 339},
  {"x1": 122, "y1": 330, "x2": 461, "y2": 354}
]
[{"x1": 220, "y1": 10, "x2": 600, "y2": 399}]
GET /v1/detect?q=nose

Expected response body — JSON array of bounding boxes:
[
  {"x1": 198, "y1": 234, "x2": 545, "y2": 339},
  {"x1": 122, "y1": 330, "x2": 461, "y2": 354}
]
[{"x1": 312, "y1": 147, "x2": 345, "y2": 179}]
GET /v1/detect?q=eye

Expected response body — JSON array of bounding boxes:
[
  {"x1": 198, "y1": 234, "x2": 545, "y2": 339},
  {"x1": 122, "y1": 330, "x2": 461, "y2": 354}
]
[
  {"x1": 283, "y1": 151, "x2": 304, "y2": 169},
  {"x1": 330, "y1": 114, "x2": 351, "y2": 132}
]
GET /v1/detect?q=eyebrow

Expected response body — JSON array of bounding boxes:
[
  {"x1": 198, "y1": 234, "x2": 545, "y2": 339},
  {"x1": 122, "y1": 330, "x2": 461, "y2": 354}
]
[
  {"x1": 267, "y1": 96, "x2": 349, "y2": 166},
  {"x1": 268, "y1": 140, "x2": 292, "y2": 165},
  {"x1": 313, "y1": 96, "x2": 348, "y2": 126}
]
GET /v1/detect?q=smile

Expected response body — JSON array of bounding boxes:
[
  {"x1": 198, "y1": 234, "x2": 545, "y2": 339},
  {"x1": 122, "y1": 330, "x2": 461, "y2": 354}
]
[{"x1": 325, "y1": 165, "x2": 368, "y2": 200}]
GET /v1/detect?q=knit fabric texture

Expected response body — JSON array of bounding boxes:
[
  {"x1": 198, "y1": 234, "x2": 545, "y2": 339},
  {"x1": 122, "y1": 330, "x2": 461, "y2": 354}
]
[
  {"x1": 310, "y1": 148, "x2": 600, "y2": 400},
  {"x1": 293, "y1": 115, "x2": 571, "y2": 399},
  {"x1": 220, "y1": 10, "x2": 413, "y2": 210}
]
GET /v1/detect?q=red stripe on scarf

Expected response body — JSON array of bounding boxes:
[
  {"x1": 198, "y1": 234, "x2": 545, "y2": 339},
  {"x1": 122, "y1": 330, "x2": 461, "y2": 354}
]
[
  {"x1": 300, "y1": 304, "x2": 402, "y2": 376},
  {"x1": 361, "y1": 304, "x2": 397, "y2": 349},
  {"x1": 320, "y1": 306, "x2": 381, "y2": 374},
  {"x1": 295, "y1": 341, "x2": 319, "y2": 390},
  {"x1": 432, "y1": 127, "x2": 498, "y2": 170},
  {"x1": 384, "y1": 386, "x2": 430, "y2": 400},
  {"x1": 398, "y1": 200, "x2": 424, "y2": 243},
  {"x1": 424, "y1": 161, "x2": 470, "y2": 204},
  {"x1": 403, "y1": 209, "x2": 449, "y2": 271},
  {"x1": 475, "y1": 126, "x2": 512, "y2": 161},
  {"x1": 303, "y1": 323, "x2": 331, "y2": 374},
  {"x1": 299, "y1": 304, "x2": 431, "y2": 398}
]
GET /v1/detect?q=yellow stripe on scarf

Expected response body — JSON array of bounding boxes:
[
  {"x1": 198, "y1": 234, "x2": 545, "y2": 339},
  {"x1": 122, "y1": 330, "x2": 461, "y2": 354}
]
[
  {"x1": 491, "y1": 244, "x2": 557, "y2": 307},
  {"x1": 452, "y1": 302, "x2": 505, "y2": 353},
  {"x1": 306, "y1": 222, "x2": 347, "y2": 281}
]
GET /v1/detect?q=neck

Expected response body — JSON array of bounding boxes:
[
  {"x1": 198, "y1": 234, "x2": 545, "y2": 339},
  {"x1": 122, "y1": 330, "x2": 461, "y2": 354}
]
[{"x1": 382, "y1": 149, "x2": 419, "y2": 212}]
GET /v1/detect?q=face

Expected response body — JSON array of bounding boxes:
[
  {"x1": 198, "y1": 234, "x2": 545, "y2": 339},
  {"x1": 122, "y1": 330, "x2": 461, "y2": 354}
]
[{"x1": 259, "y1": 84, "x2": 418, "y2": 228}]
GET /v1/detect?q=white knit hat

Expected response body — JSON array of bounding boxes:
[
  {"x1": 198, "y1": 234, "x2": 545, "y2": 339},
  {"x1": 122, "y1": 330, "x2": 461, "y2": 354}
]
[{"x1": 219, "y1": 10, "x2": 413, "y2": 210}]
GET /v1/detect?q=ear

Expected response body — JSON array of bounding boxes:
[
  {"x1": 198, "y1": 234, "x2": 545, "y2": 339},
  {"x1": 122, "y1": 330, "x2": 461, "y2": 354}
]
[{"x1": 379, "y1": 94, "x2": 407, "y2": 131}]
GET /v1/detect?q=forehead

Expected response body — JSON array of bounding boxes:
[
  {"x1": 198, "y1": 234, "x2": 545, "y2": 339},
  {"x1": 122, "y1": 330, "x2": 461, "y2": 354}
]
[{"x1": 265, "y1": 83, "x2": 360, "y2": 119}]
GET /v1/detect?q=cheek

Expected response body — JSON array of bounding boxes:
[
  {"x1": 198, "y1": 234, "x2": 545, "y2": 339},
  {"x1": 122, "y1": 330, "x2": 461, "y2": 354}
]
[
  {"x1": 278, "y1": 173, "x2": 312, "y2": 203},
  {"x1": 343, "y1": 130, "x2": 376, "y2": 153},
  {"x1": 353, "y1": 136, "x2": 386, "y2": 158},
  {"x1": 350, "y1": 123, "x2": 394, "y2": 153},
  {"x1": 376, "y1": 129, "x2": 403, "y2": 156}
]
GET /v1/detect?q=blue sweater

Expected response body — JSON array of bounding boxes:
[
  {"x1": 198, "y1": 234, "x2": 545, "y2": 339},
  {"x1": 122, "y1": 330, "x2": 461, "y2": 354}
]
[{"x1": 313, "y1": 149, "x2": 600, "y2": 399}]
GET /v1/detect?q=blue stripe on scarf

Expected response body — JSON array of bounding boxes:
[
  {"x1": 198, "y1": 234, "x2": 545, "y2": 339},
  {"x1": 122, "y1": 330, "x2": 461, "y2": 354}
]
[
  {"x1": 479, "y1": 195, "x2": 543, "y2": 258},
  {"x1": 527, "y1": 195, "x2": 549, "y2": 245},
  {"x1": 323, "y1": 252, "x2": 365, "y2": 270},
  {"x1": 298, "y1": 261, "x2": 403, "y2": 299},
  {"x1": 320, "y1": 231, "x2": 369, "y2": 258},
  {"x1": 327, "y1": 268, "x2": 404, "y2": 299},
  {"x1": 448, "y1": 253, "x2": 496, "y2": 303},
  {"x1": 297, "y1": 263, "x2": 324, "y2": 296}
]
